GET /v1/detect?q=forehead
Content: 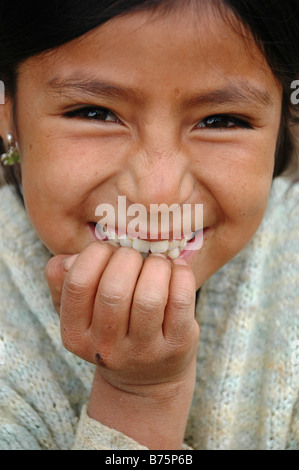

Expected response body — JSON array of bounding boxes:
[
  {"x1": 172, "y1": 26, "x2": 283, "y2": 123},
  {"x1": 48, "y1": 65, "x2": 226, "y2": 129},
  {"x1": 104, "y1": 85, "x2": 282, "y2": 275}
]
[{"x1": 18, "y1": 6, "x2": 281, "y2": 104}]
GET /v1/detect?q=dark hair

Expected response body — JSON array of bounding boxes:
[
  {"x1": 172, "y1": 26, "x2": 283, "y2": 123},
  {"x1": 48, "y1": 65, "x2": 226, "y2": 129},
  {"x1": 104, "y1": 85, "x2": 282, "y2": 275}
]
[{"x1": 0, "y1": 0, "x2": 299, "y2": 201}]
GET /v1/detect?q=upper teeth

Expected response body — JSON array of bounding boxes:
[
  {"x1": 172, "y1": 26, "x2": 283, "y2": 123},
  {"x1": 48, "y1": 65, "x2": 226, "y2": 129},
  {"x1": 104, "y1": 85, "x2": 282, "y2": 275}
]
[{"x1": 96, "y1": 225, "x2": 195, "y2": 260}]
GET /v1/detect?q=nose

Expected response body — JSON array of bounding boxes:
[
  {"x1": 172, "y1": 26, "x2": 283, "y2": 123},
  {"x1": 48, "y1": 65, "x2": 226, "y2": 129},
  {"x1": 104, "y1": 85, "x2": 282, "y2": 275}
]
[{"x1": 117, "y1": 132, "x2": 194, "y2": 210}]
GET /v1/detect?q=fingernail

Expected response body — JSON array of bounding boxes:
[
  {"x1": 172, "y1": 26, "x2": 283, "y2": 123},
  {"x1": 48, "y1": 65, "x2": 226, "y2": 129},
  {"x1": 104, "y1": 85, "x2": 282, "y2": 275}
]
[
  {"x1": 149, "y1": 253, "x2": 167, "y2": 260},
  {"x1": 173, "y1": 258, "x2": 188, "y2": 266},
  {"x1": 63, "y1": 254, "x2": 78, "y2": 272}
]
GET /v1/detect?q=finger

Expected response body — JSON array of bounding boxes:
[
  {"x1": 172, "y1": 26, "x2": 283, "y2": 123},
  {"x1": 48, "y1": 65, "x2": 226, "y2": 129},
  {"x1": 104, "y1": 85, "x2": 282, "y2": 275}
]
[
  {"x1": 60, "y1": 242, "x2": 116, "y2": 343},
  {"x1": 129, "y1": 254, "x2": 172, "y2": 341},
  {"x1": 92, "y1": 247, "x2": 144, "y2": 344},
  {"x1": 45, "y1": 254, "x2": 69, "y2": 314},
  {"x1": 163, "y1": 260, "x2": 198, "y2": 343}
]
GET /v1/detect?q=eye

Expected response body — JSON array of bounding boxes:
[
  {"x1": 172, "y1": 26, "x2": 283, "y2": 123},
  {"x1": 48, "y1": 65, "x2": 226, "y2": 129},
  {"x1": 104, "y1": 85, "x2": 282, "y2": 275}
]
[
  {"x1": 195, "y1": 114, "x2": 252, "y2": 130},
  {"x1": 64, "y1": 106, "x2": 122, "y2": 123}
]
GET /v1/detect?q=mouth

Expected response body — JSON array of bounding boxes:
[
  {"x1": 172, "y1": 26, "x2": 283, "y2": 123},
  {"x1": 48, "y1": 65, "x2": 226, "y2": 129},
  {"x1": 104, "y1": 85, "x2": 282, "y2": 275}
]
[{"x1": 88, "y1": 223, "x2": 207, "y2": 261}]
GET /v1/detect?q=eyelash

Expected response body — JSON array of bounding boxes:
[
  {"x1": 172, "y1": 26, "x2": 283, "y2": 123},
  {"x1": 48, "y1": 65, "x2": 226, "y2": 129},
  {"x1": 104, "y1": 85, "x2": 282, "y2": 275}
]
[
  {"x1": 64, "y1": 106, "x2": 253, "y2": 130},
  {"x1": 64, "y1": 106, "x2": 121, "y2": 123},
  {"x1": 196, "y1": 115, "x2": 252, "y2": 130}
]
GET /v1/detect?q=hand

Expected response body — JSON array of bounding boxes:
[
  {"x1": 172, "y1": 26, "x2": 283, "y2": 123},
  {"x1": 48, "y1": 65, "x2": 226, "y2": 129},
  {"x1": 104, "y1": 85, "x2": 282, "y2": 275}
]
[{"x1": 45, "y1": 241, "x2": 199, "y2": 448}]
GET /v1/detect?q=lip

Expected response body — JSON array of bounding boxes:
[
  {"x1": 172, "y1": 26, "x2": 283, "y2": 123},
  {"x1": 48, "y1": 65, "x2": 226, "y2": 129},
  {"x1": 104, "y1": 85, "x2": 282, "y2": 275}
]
[
  {"x1": 178, "y1": 228, "x2": 209, "y2": 262},
  {"x1": 89, "y1": 223, "x2": 196, "y2": 242},
  {"x1": 88, "y1": 222, "x2": 209, "y2": 262},
  {"x1": 89, "y1": 222, "x2": 194, "y2": 242}
]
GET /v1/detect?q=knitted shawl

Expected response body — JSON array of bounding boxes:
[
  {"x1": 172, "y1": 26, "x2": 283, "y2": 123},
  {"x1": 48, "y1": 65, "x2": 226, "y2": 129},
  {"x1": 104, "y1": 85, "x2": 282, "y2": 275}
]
[{"x1": 0, "y1": 176, "x2": 299, "y2": 450}]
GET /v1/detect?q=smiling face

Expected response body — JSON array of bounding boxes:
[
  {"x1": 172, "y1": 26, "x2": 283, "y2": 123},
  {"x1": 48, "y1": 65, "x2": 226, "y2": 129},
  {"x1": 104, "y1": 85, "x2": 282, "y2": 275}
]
[{"x1": 5, "y1": 5, "x2": 282, "y2": 289}]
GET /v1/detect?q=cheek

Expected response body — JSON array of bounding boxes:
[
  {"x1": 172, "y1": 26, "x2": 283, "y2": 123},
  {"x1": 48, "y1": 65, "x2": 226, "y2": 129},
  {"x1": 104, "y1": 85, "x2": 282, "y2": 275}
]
[
  {"x1": 192, "y1": 161, "x2": 274, "y2": 290},
  {"x1": 20, "y1": 145, "x2": 86, "y2": 253},
  {"x1": 19, "y1": 135, "x2": 125, "y2": 254},
  {"x1": 192, "y1": 139, "x2": 276, "y2": 284},
  {"x1": 21, "y1": 133, "x2": 98, "y2": 207},
  {"x1": 213, "y1": 138, "x2": 275, "y2": 222}
]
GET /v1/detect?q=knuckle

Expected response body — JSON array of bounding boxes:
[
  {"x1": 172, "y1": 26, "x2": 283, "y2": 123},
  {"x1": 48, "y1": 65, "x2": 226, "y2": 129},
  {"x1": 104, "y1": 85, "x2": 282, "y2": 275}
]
[
  {"x1": 63, "y1": 274, "x2": 90, "y2": 301},
  {"x1": 170, "y1": 290, "x2": 195, "y2": 312},
  {"x1": 133, "y1": 294, "x2": 164, "y2": 314},
  {"x1": 97, "y1": 288, "x2": 127, "y2": 309}
]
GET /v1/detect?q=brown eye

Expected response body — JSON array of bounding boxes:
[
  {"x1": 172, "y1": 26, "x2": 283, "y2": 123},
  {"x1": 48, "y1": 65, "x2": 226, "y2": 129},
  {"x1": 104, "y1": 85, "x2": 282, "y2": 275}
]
[
  {"x1": 65, "y1": 106, "x2": 121, "y2": 123},
  {"x1": 196, "y1": 114, "x2": 252, "y2": 129}
]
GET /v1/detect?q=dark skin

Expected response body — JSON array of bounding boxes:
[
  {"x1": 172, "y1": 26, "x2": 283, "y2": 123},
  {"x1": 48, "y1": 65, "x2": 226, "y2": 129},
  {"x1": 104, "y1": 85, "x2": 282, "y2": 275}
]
[{"x1": 0, "y1": 6, "x2": 282, "y2": 449}]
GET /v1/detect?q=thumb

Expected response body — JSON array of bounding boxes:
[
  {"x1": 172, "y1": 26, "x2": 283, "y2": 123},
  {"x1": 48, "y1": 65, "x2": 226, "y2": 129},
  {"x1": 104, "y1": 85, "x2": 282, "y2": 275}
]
[{"x1": 45, "y1": 254, "x2": 78, "y2": 314}]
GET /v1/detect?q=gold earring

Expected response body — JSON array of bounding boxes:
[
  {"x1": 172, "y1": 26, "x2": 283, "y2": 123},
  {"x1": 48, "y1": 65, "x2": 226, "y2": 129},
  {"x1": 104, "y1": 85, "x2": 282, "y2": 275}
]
[{"x1": 1, "y1": 133, "x2": 20, "y2": 166}]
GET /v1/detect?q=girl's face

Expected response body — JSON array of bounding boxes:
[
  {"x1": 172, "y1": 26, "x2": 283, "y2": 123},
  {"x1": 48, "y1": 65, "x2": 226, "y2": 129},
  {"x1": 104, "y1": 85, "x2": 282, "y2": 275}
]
[{"x1": 7, "y1": 7, "x2": 282, "y2": 289}]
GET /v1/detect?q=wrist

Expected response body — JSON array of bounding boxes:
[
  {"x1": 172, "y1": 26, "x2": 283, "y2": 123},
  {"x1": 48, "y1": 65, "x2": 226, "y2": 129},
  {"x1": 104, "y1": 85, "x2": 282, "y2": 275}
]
[{"x1": 88, "y1": 364, "x2": 196, "y2": 450}]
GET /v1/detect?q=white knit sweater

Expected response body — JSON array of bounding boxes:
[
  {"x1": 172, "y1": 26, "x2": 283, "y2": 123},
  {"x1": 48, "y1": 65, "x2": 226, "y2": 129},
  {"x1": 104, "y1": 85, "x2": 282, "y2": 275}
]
[{"x1": 0, "y1": 176, "x2": 299, "y2": 450}]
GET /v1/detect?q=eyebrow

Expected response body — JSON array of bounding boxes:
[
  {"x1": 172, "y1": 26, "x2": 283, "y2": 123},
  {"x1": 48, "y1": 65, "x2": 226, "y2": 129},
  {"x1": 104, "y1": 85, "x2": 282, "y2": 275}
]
[
  {"x1": 47, "y1": 75, "x2": 273, "y2": 109},
  {"x1": 47, "y1": 75, "x2": 146, "y2": 105},
  {"x1": 184, "y1": 84, "x2": 273, "y2": 108}
]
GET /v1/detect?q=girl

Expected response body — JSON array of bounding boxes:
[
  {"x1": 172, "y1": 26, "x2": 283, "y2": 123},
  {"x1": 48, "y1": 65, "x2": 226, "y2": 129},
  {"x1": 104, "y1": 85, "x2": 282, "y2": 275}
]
[{"x1": 0, "y1": 0, "x2": 299, "y2": 450}]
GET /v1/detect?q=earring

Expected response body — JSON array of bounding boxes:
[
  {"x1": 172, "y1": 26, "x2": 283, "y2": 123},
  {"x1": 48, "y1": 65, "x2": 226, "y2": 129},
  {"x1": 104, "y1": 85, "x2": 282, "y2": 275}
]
[{"x1": 1, "y1": 133, "x2": 20, "y2": 166}]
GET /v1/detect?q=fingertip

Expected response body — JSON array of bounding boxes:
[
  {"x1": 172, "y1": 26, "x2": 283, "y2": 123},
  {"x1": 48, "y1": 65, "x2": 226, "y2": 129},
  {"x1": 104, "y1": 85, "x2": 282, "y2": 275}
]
[
  {"x1": 172, "y1": 258, "x2": 188, "y2": 266},
  {"x1": 171, "y1": 258, "x2": 196, "y2": 292},
  {"x1": 63, "y1": 254, "x2": 79, "y2": 272},
  {"x1": 149, "y1": 252, "x2": 167, "y2": 259},
  {"x1": 45, "y1": 254, "x2": 70, "y2": 292},
  {"x1": 148, "y1": 252, "x2": 169, "y2": 263}
]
